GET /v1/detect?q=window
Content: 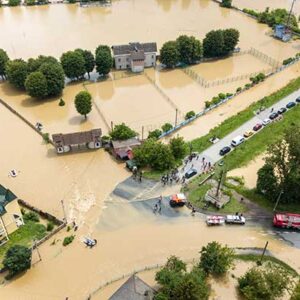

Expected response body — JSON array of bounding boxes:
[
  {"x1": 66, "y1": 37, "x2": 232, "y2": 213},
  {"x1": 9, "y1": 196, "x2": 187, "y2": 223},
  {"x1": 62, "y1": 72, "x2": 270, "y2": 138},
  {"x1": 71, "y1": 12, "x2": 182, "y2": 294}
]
[
  {"x1": 152, "y1": 55, "x2": 154, "y2": 59},
  {"x1": 118, "y1": 58, "x2": 121, "y2": 62},
  {"x1": 127, "y1": 64, "x2": 129, "y2": 68}
]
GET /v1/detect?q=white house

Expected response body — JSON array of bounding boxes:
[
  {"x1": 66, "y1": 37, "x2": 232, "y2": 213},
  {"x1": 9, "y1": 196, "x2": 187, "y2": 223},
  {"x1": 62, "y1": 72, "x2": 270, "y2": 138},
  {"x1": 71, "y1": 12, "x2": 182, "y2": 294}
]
[{"x1": 112, "y1": 42, "x2": 157, "y2": 73}]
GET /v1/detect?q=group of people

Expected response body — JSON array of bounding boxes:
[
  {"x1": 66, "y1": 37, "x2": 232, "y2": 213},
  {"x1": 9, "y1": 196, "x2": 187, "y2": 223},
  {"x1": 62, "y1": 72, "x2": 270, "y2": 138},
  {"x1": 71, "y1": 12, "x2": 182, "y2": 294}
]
[
  {"x1": 153, "y1": 196, "x2": 163, "y2": 213},
  {"x1": 132, "y1": 166, "x2": 143, "y2": 182},
  {"x1": 160, "y1": 169, "x2": 180, "y2": 186}
]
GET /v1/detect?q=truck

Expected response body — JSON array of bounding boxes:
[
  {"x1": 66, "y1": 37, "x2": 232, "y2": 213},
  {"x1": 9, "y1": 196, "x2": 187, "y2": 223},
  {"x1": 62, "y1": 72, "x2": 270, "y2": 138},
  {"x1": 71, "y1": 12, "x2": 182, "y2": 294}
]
[
  {"x1": 273, "y1": 213, "x2": 300, "y2": 229},
  {"x1": 169, "y1": 193, "x2": 186, "y2": 207}
]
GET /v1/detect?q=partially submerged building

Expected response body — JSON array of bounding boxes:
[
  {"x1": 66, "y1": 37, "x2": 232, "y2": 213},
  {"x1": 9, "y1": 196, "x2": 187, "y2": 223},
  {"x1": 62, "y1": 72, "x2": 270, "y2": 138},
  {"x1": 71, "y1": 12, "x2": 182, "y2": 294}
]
[
  {"x1": 109, "y1": 274, "x2": 155, "y2": 300},
  {"x1": 112, "y1": 42, "x2": 157, "y2": 73},
  {"x1": 0, "y1": 185, "x2": 24, "y2": 245},
  {"x1": 52, "y1": 129, "x2": 102, "y2": 154},
  {"x1": 111, "y1": 138, "x2": 141, "y2": 160}
]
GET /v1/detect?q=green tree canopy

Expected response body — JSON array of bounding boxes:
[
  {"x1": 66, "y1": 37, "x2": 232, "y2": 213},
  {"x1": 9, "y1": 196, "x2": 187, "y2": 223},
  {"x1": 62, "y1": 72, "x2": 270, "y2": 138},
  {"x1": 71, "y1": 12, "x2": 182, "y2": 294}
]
[
  {"x1": 95, "y1": 46, "x2": 113, "y2": 76},
  {"x1": 223, "y1": 28, "x2": 240, "y2": 54},
  {"x1": 3, "y1": 245, "x2": 32, "y2": 279},
  {"x1": 185, "y1": 110, "x2": 196, "y2": 120},
  {"x1": 162, "y1": 123, "x2": 173, "y2": 132},
  {"x1": 160, "y1": 41, "x2": 180, "y2": 68},
  {"x1": 8, "y1": 0, "x2": 20, "y2": 6},
  {"x1": 220, "y1": 0, "x2": 232, "y2": 8},
  {"x1": 176, "y1": 35, "x2": 203, "y2": 64},
  {"x1": 74, "y1": 91, "x2": 92, "y2": 119},
  {"x1": 199, "y1": 241, "x2": 234, "y2": 276},
  {"x1": 39, "y1": 62, "x2": 65, "y2": 96},
  {"x1": 27, "y1": 55, "x2": 58, "y2": 73},
  {"x1": 169, "y1": 137, "x2": 186, "y2": 160},
  {"x1": 60, "y1": 50, "x2": 86, "y2": 80},
  {"x1": 75, "y1": 49, "x2": 95, "y2": 77},
  {"x1": 291, "y1": 281, "x2": 300, "y2": 300},
  {"x1": 0, "y1": 49, "x2": 9, "y2": 79},
  {"x1": 148, "y1": 129, "x2": 162, "y2": 140},
  {"x1": 110, "y1": 123, "x2": 137, "y2": 141},
  {"x1": 25, "y1": 71, "x2": 48, "y2": 98},
  {"x1": 6, "y1": 59, "x2": 28, "y2": 89},
  {"x1": 258, "y1": 8, "x2": 298, "y2": 28}
]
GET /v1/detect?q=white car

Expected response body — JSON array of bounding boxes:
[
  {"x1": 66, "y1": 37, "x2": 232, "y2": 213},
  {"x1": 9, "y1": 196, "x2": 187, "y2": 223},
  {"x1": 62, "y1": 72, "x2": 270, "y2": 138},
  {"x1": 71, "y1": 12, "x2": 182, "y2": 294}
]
[
  {"x1": 225, "y1": 214, "x2": 246, "y2": 225},
  {"x1": 262, "y1": 118, "x2": 271, "y2": 126}
]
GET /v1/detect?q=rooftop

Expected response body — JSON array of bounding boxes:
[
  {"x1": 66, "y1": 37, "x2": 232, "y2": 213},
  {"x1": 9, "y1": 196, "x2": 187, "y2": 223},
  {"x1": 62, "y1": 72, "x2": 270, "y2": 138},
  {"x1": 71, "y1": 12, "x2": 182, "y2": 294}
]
[
  {"x1": 112, "y1": 42, "x2": 157, "y2": 56},
  {"x1": 0, "y1": 185, "x2": 17, "y2": 216},
  {"x1": 112, "y1": 137, "x2": 141, "y2": 149}
]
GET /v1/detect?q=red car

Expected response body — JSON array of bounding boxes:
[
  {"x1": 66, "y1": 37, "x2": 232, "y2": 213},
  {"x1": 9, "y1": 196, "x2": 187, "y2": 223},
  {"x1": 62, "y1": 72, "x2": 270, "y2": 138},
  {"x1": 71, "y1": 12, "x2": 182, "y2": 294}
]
[
  {"x1": 273, "y1": 213, "x2": 300, "y2": 229},
  {"x1": 253, "y1": 123, "x2": 262, "y2": 131}
]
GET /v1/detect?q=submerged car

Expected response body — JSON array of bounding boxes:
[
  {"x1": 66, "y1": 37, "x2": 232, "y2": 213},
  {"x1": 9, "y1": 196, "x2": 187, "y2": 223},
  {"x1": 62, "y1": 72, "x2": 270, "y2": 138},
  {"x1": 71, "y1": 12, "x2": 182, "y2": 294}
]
[
  {"x1": 243, "y1": 130, "x2": 254, "y2": 138},
  {"x1": 169, "y1": 193, "x2": 186, "y2": 207},
  {"x1": 277, "y1": 107, "x2": 287, "y2": 114},
  {"x1": 253, "y1": 123, "x2": 262, "y2": 131},
  {"x1": 225, "y1": 215, "x2": 246, "y2": 225},
  {"x1": 286, "y1": 101, "x2": 296, "y2": 109},
  {"x1": 185, "y1": 168, "x2": 197, "y2": 179},
  {"x1": 219, "y1": 146, "x2": 231, "y2": 156}
]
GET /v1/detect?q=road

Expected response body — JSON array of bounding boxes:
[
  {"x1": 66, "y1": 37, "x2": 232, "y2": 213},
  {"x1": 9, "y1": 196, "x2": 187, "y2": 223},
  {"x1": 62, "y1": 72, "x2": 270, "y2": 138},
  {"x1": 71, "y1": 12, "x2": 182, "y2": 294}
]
[{"x1": 180, "y1": 89, "x2": 300, "y2": 179}]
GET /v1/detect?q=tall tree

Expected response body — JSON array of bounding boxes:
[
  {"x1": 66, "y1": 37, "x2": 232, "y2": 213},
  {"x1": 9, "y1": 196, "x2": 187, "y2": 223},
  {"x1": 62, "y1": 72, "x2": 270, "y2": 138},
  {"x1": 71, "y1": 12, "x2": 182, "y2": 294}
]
[
  {"x1": 223, "y1": 28, "x2": 240, "y2": 54},
  {"x1": 0, "y1": 49, "x2": 9, "y2": 79},
  {"x1": 27, "y1": 55, "x2": 58, "y2": 73},
  {"x1": 160, "y1": 41, "x2": 180, "y2": 68},
  {"x1": 170, "y1": 136, "x2": 187, "y2": 160},
  {"x1": 6, "y1": 59, "x2": 28, "y2": 89},
  {"x1": 110, "y1": 123, "x2": 137, "y2": 141},
  {"x1": 203, "y1": 30, "x2": 225, "y2": 58},
  {"x1": 95, "y1": 46, "x2": 113, "y2": 76},
  {"x1": 74, "y1": 91, "x2": 92, "y2": 119},
  {"x1": 220, "y1": 0, "x2": 232, "y2": 8},
  {"x1": 60, "y1": 50, "x2": 86, "y2": 80},
  {"x1": 176, "y1": 35, "x2": 203, "y2": 64},
  {"x1": 75, "y1": 49, "x2": 95, "y2": 78},
  {"x1": 25, "y1": 71, "x2": 48, "y2": 98}
]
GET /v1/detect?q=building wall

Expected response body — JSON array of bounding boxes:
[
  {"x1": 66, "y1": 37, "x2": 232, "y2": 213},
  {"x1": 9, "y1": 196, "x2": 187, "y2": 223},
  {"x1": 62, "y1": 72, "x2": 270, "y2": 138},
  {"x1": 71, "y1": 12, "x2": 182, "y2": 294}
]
[
  {"x1": 144, "y1": 52, "x2": 156, "y2": 67},
  {"x1": 131, "y1": 62, "x2": 144, "y2": 73},
  {"x1": 114, "y1": 54, "x2": 130, "y2": 70},
  {"x1": 1, "y1": 200, "x2": 22, "y2": 235}
]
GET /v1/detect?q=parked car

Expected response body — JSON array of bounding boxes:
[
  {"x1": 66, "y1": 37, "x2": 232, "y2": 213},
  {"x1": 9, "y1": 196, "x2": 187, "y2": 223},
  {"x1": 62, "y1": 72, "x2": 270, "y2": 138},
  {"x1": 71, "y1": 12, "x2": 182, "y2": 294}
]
[
  {"x1": 126, "y1": 159, "x2": 137, "y2": 171},
  {"x1": 231, "y1": 135, "x2": 245, "y2": 147},
  {"x1": 296, "y1": 97, "x2": 300, "y2": 103},
  {"x1": 286, "y1": 101, "x2": 296, "y2": 109},
  {"x1": 269, "y1": 112, "x2": 279, "y2": 120},
  {"x1": 273, "y1": 212, "x2": 300, "y2": 229},
  {"x1": 206, "y1": 215, "x2": 225, "y2": 226},
  {"x1": 243, "y1": 130, "x2": 254, "y2": 138},
  {"x1": 219, "y1": 146, "x2": 231, "y2": 156},
  {"x1": 169, "y1": 193, "x2": 186, "y2": 207},
  {"x1": 278, "y1": 107, "x2": 287, "y2": 114},
  {"x1": 225, "y1": 214, "x2": 246, "y2": 225},
  {"x1": 185, "y1": 168, "x2": 197, "y2": 179},
  {"x1": 253, "y1": 123, "x2": 262, "y2": 131},
  {"x1": 262, "y1": 118, "x2": 271, "y2": 126}
]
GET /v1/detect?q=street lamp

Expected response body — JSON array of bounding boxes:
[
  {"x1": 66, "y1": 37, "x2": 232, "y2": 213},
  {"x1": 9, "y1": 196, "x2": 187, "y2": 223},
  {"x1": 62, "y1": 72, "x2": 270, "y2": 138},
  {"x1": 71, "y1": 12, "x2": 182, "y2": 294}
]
[{"x1": 273, "y1": 190, "x2": 283, "y2": 212}]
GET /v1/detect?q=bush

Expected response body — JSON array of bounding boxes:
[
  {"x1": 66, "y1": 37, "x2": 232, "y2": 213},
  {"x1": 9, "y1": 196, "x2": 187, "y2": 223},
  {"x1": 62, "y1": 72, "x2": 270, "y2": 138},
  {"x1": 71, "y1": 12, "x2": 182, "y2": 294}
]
[
  {"x1": 148, "y1": 129, "x2": 162, "y2": 140},
  {"x1": 110, "y1": 123, "x2": 137, "y2": 141},
  {"x1": 3, "y1": 245, "x2": 32, "y2": 279},
  {"x1": 63, "y1": 235, "x2": 75, "y2": 246},
  {"x1": 8, "y1": 0, "x2": 21, "y2": 6},
  {"x1": 199, "y1": 241, "x2": 234, "y2": 276},
  {"x1": 236, "y1": 87, "x2": 242, "y2": 93},
  {"x1": 161, "y1": 123, "x2": 173, "y2": 132},
  {"x1": 220, "y1": 0, "x2": 232, "y2": 8},
  {"x1": 245, "y1": 83, "x2": 252, "y2": 89},
  {"x1": 169, "y1": 136, "x2": 187, "y2": 160},
  {"x1": 242, "y1": 8, "x2": 260, "y2": 18},
  {"x1": 23, "y1": 211, "x2": 40, "y2": 223},
  {"x1": 42, "y1": 133, "x2": 50, "y2": 144},
  {"x1": 185, "y1": 110, "x2": 196, "y2": 120},
  {"x1": 74, "y1": 91, "x2": 92, "y2": 119},
  {"x1": 283, "y1": 57, "x2": 294, "y2": 65},
  {"x1": 20, "y1": 207, "x2": 26, "y2": 215},
  {"x1": 160, "y1": 41, "x2": 180, "y2": 68},
  {"x1": 25, "y1": 71, "x2": 48, "y2": 98},
  {"x1": 59, "y1": 98, "x2": 65, "y2": 106},
  {"x1": 46, "y1": 222, "x2": 54, "y2": 231},
  {"x1": 6, "y1": 59, "x2": 28, "y2": 89}
]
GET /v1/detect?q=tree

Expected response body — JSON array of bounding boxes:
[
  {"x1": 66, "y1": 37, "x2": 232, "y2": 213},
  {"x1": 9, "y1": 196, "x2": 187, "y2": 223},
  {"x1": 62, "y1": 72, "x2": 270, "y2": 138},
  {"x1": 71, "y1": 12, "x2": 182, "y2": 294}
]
[
  {"x1": 6, "y1": 59, "x2": 28, "y2": 89},
  {"x1": 39, "y1": 63, "x2": 65, "y2": 96},
  {"x1": 161, "y1": 123, "x2": 173, "y2": 132},
  {"x1": 0, "y1": 49, "x2": 9, "y2": 79},
  {"x1": 203, "y1": 30, "x2": 225, "y2": 58},
  {"x1": 238, "y1": 264, "x2": 289, "y2": 300},
  {"x1": 160, "y1": 41, "x2": 180, "y2": 68},
  {"x1": 199, "y1": 241, "x2": 234, "y2": 275},
  {"x1": 8, "y1": 0, "x2": 20, "y2": 6},
  {"x1": 25, "y1": 71, "x2": 48, "y2": 98},
  {"x1": 95, "y1": 46, "x2": 113, "y2": 76},
  {"x1": 110, "y1": 123, "x2": 137, "y2": 141},
  {"x1": 148, "y1": 129, "x2": 162, "y2": 140},
  {"x1": 220, "y1": 0, "x2": 232, "y2": 8},
  {"x1": 176, "y1": 35, "x2": 203, "y2": 64},
  {"x1": 291, "y1": 281, "x2": 300, "y2": 300},
  {"x1": 170, "y1": 137, "x2": 186, "y2": 160},
  {"x1": 185, "y1": 110, "x2": 196, "y2": 120},
  {"x1": 60, "y1": 51, "x2": 86, "y2": 80},
  {"x1": 74, "y1": 91, "x2": 92, "y2": 119},
  {"x1": 75, "y1": 49, "x2": 95, "y2": 78},
  {"x1": 27, "y1": 55, "x2": 58, "y2": 73},
  {"x1": 3, "y1": 245, "x2": 32, "y2": 279},
  {"x1": 223, "y1": 29, "x2": 239, "y2": 54}
]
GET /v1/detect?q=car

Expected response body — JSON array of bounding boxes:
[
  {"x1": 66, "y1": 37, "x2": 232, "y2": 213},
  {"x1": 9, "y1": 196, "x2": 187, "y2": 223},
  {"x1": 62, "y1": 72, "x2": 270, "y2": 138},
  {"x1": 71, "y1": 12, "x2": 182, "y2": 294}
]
[
  {"x1": 231, "y1": 135, "x2": 245, "y2": 147},
  {"x1": 206, "y1": 215, "x2": 225, "y2": 226},
  {"x1": 225, "y1": 214, "x2": 246, "y2": 225},
  {"x1": 269, "y1": 112, "x2": 279, "y2": 120},
  {"x1": 243, "y1": 130, "x2": 254, "y2": 138},
  {"x1": 262, "y1": 118, "x2": 271, "y2": 126},
  {"x1": 169, "y1": 193, "x2": 186, "y2": 207},
  {"x1": 253, "y1": 123, "x2": 262, "y2": 131},
  {"x1": 185, "y1": 168, "x2": 197, "y2": 179},
  {"x1": 126, "y1": 159, "x2": 137, "y2": 171},
  {"x1": 296, "y1": 97, "x2": 300, "y2": 103},
  {"x1": 277, "y1": 107, "x2": 287, "y2": 114},
  {"x1": 219, "y1": 146, "x2": 231, "y2": 156},
  {"x1": 286, "y1": 101, "x2": 296, "y2": 109}
]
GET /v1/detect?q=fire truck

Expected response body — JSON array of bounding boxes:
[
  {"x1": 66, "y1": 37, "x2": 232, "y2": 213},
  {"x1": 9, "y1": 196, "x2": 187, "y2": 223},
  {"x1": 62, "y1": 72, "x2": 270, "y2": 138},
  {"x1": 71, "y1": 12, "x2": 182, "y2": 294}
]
[{"x1": 273, "y1": 213, "x2": 300, "y2": 229}]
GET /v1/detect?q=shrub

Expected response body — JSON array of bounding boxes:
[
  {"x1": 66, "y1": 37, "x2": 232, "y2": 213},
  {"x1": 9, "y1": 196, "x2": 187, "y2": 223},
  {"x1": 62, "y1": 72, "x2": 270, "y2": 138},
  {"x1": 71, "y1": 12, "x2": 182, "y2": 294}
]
[
  {"x1": 74, "y1": 91, "x2": 92, "y2": 119},
  {"x1": 220, "y1": 0, "x2": 232, "y2": 8},
  {"x1": 236, "y1": 87, "x2": 242, "y2": 93},
  {"x1": 8, "y1": 0, "x2": 21, "y2": 6},
  {"x1": 161, "y1": 123, "x2": 173, "y2": 132},
  {"x1": 205, "y1": 101, "x2": 211, "y2": 108},
  {"x1": 23, "y1": 211, "x2": 40, "y2": 223},
  {"x1": 283, "y1": 57, "x2": 294, "y2": 65},
  {"x1": 63, "y1": 235, "x2": 75, "y2": 246},
  {"x1": 59, "y1": 98, "x2": 65, "y2": 106},
  {"x1": 42, "y1": 133, "x2": 50, "y2": 144},
  {"x1": 148, "y1": 129, "x2": 162, "y2": 140},
  {"x1": 110, "y1": 123, "x2": 137, "y2": 141},
  {"x1": 20, "y1": 207, "x2": 26, "y2": 215},
  {"x1": 46, "y1": 222, "x2": 54, "y2": 231},
  {"x1": 185, "y1": 110, "x2": 196, "y2": 120},
  {"x1": 245, "y1": 83, "x2": 252, "y2": 89}
]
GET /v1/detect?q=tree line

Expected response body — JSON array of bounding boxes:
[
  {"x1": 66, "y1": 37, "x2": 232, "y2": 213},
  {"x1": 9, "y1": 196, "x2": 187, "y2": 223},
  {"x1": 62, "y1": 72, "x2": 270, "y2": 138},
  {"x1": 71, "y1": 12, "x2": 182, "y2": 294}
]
[
  {"x1": 160, "y1": 28, "x2": 240, "y2": 68},
  {"x1": 0, "y1": 46, "x2": 113, "y2": 99}
]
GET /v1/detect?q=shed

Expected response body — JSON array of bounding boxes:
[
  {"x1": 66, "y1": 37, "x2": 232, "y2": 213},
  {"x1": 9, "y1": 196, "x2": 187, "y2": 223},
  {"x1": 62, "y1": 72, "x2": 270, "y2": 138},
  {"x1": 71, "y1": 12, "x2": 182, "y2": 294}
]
[
  {"x1": 109, "y1": 274, "x2": 154, "y2": 300},
  {"x1": 111, "y1": 138, "x2": 141, "y2": 160},
  {"x1": 52, "y1": 129, "x2": 102, "y2": 154}
]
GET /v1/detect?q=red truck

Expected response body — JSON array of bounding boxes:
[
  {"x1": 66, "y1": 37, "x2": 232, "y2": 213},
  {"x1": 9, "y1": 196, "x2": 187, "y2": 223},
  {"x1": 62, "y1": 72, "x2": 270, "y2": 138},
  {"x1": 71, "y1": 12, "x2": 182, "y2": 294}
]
[{"x1": 273, "y1": 213, "x2": 300, "y2": 229}]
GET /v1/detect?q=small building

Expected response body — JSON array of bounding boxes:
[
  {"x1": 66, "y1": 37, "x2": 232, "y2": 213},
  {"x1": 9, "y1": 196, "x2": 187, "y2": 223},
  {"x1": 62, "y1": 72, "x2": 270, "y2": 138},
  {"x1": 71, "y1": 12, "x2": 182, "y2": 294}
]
[
  {"x1": 111, "y1": 138, "x2": 141, "y2": 160},
  {"x1": 112, "y1": 42, "x2": 157, "y2": 73},
  {"x1": 274, "y1": 24, "x2": 292, "y2": 42},
  {"x1": 0, "y1": 185, "x2": 24, "y2": 245},
  {"x1": 109, "y1": 274, "x2": 155, "y2": 300},
  {"x1": 52, "y1": 129, "x2": 102, "y2": 154}
]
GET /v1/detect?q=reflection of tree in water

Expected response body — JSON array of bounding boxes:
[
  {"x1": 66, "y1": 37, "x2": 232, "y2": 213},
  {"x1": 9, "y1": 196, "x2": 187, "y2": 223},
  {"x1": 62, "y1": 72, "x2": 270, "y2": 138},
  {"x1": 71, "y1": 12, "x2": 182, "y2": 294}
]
[
  {"x1": 198, "y1": 0, "x2": 209, "y2": 9},
  {"x1": 181, "y1": 0, "x2": 192, "y2": 10},
  {"x1": 155, "y1": 0, "x2": 178, "y2": 12}
]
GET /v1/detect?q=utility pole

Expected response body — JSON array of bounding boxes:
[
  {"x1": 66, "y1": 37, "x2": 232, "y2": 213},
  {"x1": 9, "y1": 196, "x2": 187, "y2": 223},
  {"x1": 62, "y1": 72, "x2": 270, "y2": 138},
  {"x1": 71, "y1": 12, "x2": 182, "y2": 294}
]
[
  {"x1": 216, "y1": 169, "x2": 224, "y2": 197},
  {"x1": 273, "y1": 190, "x2": 283, "y2": 212},
  {"x1": 141, "y1": 126, "x2": 144, "y2": 141},
  {"x1": 175, "y1": 109, "x2": 178, "y2": 127},
  {"x1": 110, "y1": 121, "x2": 114, "y2": 132},
  {"x1": 258, "y1": 241, "x2": 269, "y2": 265},
  {"x1": 287, "y1": 0, "x2": 296, "y2": 29},
  {"x1": 33, "y1": 240, "x2": 42, "y2": 262},
  {"x1": 61, "y1": 199, "x2": 67, "y2": 223}
]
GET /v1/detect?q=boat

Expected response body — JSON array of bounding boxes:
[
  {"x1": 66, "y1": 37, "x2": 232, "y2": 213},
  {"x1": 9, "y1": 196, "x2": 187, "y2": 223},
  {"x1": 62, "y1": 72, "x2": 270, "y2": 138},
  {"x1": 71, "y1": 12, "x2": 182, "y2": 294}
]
[{"x1": 206, "y1": 215, "x2": 225, "y2": 226}]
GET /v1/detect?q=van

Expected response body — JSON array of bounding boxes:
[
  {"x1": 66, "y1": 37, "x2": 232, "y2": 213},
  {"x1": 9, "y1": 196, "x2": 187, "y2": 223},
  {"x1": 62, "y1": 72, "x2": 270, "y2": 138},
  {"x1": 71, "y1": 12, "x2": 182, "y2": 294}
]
[{"x1": 231, "y1": 135, "x2": 245, "y2": 147}]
